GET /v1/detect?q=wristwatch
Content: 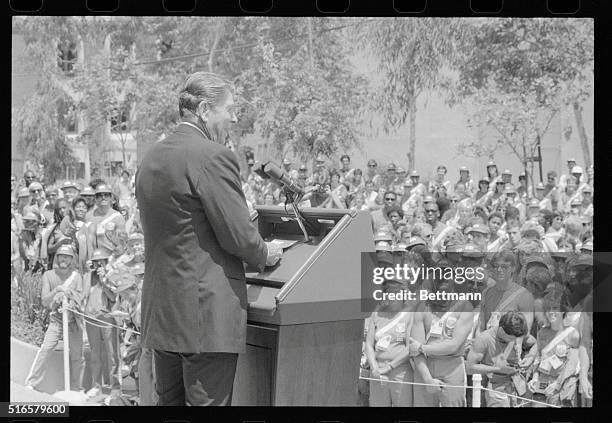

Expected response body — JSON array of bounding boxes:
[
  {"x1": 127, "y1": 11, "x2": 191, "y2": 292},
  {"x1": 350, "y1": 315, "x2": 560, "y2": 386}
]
[{"x1": 388, "y1": 362, "x2": 394, "y2": 369}]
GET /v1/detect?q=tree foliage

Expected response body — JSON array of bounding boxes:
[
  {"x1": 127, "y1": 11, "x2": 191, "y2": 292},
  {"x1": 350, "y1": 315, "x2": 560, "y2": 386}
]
[
  {"x1": 355, "y1": 18, "x2": 468, "y2": 168},
  {"x1": 450, "y1": 18, "x2": 594, "y2": 175},
  {"x1": 247, "y1": 18, "x2": 368, "y2": 162},
  {"x1": 14, "y1": 16, "x2": 369, "y2": 176}
]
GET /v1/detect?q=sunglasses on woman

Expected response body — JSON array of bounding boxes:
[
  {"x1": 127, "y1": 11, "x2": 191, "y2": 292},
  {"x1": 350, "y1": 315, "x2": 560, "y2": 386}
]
[{"x1": 95, "y1": 193, "x2": 112, "y2": 199}]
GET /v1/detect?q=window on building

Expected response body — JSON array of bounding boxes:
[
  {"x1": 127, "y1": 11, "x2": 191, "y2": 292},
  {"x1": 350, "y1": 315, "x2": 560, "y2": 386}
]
[
  {"x1": 58, "y1": 40, "x2": 78, "y2": 75},
  {"x1": 65, "y1": 105, "x2": 78, "y2": 133},
  {"x1": 110, "y1": 108, "x2": 129, "y2": 133}
]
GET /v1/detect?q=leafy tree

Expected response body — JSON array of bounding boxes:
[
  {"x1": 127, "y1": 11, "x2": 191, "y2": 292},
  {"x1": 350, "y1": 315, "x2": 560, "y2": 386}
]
[
  {"x1": 243, "y1": 18, "x2": 369, "y2": 164},
  {"x1": 450, "y1": 18, "x2": 594, "y2": 183},
  {"x1": 355, "y1": 18, "x2": 467, "y2": 169}
]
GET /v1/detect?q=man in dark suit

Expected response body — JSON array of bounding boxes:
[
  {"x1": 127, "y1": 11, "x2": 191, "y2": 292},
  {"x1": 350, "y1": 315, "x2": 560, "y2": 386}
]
[{"x1": 135, "y1": 72, "x2": 282, "y2": 406}]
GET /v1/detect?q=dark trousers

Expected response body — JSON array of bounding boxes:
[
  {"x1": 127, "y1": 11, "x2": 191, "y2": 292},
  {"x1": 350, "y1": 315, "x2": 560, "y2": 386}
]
[
  {"x1": 85, "y1": 320, "x2": 120, "y2": 390},
  {"x1": 153, "y1": 350, "x2": 238, "y2": 406}
]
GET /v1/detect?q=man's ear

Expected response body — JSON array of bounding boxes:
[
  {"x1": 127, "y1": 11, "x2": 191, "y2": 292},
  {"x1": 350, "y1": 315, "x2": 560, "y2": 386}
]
[{"x1": 197, "y1": 101, "x2": 209, "y2": 119}]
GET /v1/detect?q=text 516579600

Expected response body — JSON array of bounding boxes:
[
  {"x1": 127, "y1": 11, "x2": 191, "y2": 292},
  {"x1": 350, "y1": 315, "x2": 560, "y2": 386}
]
[{"x1": 1, "y1": 402, "x2": 68, "y2": 417}]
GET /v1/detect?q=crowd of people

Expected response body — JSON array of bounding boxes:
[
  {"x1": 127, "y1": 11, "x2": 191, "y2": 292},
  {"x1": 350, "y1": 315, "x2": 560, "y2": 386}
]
[
  {"x1": 11, "y1": 169, "x2": 152, "y2": 405},
  {"x1": 239, "y1": 153, "x2": 594, "y2": 408},
  {"x1": 10, "y1": 152, "x2": 594, "y2": 407}
]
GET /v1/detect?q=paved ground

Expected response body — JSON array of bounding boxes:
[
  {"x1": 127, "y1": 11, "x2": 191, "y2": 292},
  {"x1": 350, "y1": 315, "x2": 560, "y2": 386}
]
[
  {"x1": 10, "y1": 381, "x2": 65, "y2": 403},
  {"x1": 11, "y1": 380, "x2": 139, "y2": 406}
]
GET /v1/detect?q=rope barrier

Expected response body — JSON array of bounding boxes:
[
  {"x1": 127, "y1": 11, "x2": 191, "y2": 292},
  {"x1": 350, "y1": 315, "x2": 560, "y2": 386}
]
[
  {"x1": 358, "y1": 376, "x2": 561, "y2": 408},
  {"x1": 63, "y1": 306, "x2": 141, "y2": 336}
]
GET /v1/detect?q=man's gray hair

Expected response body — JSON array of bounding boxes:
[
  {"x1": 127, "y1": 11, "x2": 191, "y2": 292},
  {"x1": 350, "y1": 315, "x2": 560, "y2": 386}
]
[{"x1": 178, "y1": 72, "x2": 231, "y2": 117}]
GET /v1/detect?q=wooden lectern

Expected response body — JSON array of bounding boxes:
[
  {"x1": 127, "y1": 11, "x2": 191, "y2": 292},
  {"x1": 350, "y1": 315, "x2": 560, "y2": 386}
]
[{"x1": 231, "y1": 206, "x2": 375, "y2": 406}]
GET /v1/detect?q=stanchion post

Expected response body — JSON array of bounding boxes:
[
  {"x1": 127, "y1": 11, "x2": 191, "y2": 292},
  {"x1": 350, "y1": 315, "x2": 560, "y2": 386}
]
[
  {"x1": 62, "y1": 296, "x2": 70, "y2": 392},
  {"x1": 472, "y1": 374, "x2": 482, "y2": 408}
]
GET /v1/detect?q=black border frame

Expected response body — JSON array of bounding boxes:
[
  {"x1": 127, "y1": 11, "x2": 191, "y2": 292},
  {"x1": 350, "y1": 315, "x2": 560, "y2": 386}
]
[{"x1": 7, "y1": 1, "x2": 611, "y2": 422}]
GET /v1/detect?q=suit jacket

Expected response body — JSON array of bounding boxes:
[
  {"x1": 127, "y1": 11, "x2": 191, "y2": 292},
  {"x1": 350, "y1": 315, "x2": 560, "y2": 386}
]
[{"x1": 135, "y1": 123, "x2": 268, "y2": 354}]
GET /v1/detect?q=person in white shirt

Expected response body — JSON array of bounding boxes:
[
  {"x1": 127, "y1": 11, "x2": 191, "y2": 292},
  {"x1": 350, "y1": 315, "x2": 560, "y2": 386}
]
[
  {"x1": 558, "y1": 158, "x2": 577, "y2": 191},
  {"x1": 429, "y1": 165, "x2": 452, "y2": 195}
]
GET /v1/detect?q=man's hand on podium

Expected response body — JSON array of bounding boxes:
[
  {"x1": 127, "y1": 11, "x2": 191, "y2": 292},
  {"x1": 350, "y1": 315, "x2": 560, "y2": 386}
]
[{"x1": 265, "y1": 242, "x2": 283, "y2": 267}]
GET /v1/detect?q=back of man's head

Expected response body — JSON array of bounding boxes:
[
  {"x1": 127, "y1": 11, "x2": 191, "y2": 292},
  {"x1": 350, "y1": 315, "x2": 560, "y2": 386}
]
[{"x1": 179, "y1": 72, "x2": 230, "y2": 117}]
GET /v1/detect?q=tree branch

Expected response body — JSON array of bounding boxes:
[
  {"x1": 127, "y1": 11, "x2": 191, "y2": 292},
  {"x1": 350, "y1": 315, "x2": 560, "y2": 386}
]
[{"x1": 490, "y1": 121, "x2": 524, "y2": 163}]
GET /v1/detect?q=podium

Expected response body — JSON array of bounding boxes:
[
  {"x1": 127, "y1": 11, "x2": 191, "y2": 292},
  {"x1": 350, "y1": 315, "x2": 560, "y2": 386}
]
[{"x1": 231, "y1": 206, "x2": 375, "y2": 406}]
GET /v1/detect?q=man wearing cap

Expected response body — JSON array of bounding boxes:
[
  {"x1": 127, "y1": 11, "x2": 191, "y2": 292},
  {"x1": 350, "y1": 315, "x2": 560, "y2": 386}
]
[
  {"x1": 61, "y1": 180, "x2": 80, "y2": 205},
  {"x1": 25, "y1": 245, "x2": 85, "y2": 392},
  {"x1": 534, "y1": 183, "x2": 552, "y2": 211},
  {"x1": 570, "y1": 165, "x2": 588, "y2": 193},
  {"x1": 87, "y1": 184, "x2": 126, "y2": 254},
  {"x1": 428, "y1": 165, "x2": 451, "y2": 195},
  {"x1": 282, "y1": 157, "x2": 299, "y2": 183},
  {"x1": 80, "y1": 186, "x2": 96, "y2": 212},
  {"x1": 135, "y1": 72, "x2": 282, "y2": 406},
  {"x1": 457, "y1": 166, "x2": 475, "y2": 197},
  {"x1": 83, "y1": 247, "x2": 121, "y2": 398},
  {"x1": 310, "y1": 154, "x2": 331, "y2": 187},
  {"x1": 569, "y1": 198, "x2": 583, "y2": 216},
  {"x1": 501, "y1": 184, "x2": 526, "y2": 221},
  {"x1": 559, "y1": 159, "x2": 577, "y2": 191},
  {"x1": 19, "y1": 211, "x2": 44, "y2": 273},
  {"x1": 466, "y1": 223, "x2": 490, "y2": 252},
  {"x1": 22, "y1": 181, "x2": 48, "y2": 225},
  {"x1": 408, "y1": 170, "x2": 425, "y2": 197},
  {"x1": 365, "y1": 159, "x2": 382, "y2": 189}
]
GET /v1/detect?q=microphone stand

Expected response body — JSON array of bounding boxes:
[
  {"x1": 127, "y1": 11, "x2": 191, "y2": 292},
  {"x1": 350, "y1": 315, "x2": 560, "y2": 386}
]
[{"x1": 284, "y1": 188, "x2": 309, "y2": 242}]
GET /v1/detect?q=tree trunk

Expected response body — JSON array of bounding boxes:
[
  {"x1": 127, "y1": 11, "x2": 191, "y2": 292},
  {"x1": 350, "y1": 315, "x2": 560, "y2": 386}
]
[
  {"x1": 207, "y1": 21, "x2": 223, "y2": 73},
  {"x1": 408, "y1": 95, "x2": 416, "y2": 170},
  {"x1": 572, "y1": 101, "x2": 592, "y2": 169},
  {"x1": 307, "y1": 17, "x2": 314, "y2": 70},
  {"x1": 122, "y1": 144, "x2": 127, "y2": 171}
]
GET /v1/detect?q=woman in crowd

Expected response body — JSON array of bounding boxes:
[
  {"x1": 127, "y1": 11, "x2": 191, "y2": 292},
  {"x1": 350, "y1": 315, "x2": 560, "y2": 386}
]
[
  {"x1": 19, "y1": 211, "x2": 44, "y2": 273},
  {"x1": 41, "y1": 198, "x2": 71, "y2": 270},
  {"x1": 365, "y1": 276, "x2": 414, "y2": 406}
]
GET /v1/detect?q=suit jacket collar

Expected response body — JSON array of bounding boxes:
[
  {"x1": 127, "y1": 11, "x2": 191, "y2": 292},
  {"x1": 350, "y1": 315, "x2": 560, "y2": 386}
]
[{"x1": 177, "y1": 121, "x2": 212, "y2": 141}]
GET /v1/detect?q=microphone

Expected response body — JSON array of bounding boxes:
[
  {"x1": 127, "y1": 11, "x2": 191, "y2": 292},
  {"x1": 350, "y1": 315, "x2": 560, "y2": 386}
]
[{"x1": 253, "y1": 161, "x2": 304, "y2": 197}]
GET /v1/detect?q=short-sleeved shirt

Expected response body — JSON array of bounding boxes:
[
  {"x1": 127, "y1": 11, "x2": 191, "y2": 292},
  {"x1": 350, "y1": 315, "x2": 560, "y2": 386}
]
[{"x1": 471, "y1": 327, "x2": 519, "y2": 385}]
